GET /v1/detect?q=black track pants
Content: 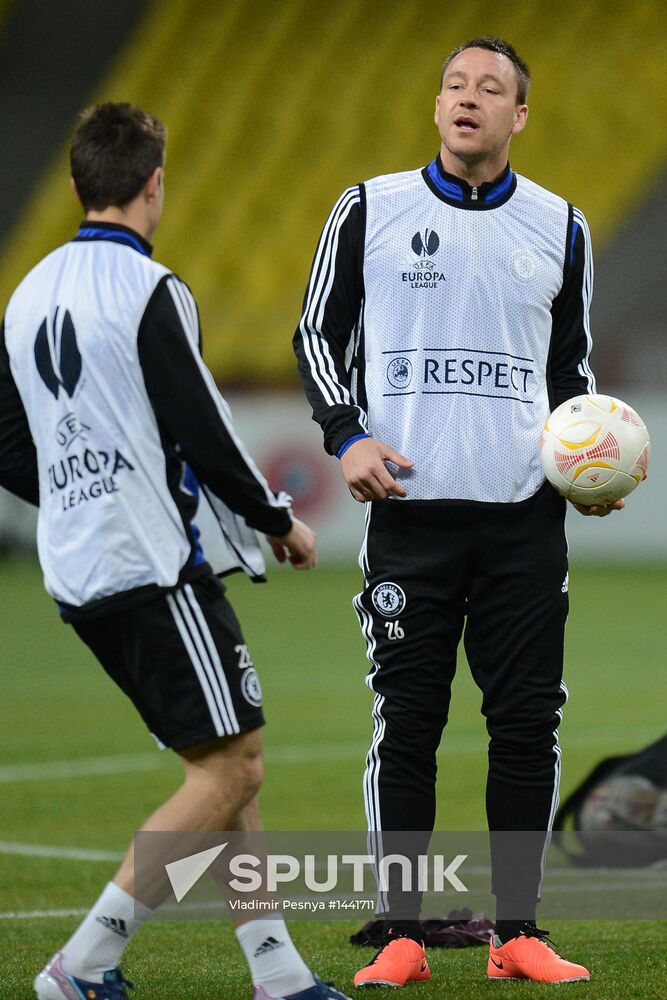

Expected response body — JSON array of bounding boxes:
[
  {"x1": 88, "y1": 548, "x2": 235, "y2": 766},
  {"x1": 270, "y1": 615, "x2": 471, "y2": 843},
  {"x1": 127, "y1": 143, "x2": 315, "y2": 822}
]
[{"x1": 353, "y1": 484, "x2": 569, "y2": 915}]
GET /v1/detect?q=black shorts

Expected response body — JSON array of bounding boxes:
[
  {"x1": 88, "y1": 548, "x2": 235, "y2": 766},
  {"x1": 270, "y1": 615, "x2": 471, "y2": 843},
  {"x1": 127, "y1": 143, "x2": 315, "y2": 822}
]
[{"x1": 72, "y1": 574, "x2": 265, "y2": 751}]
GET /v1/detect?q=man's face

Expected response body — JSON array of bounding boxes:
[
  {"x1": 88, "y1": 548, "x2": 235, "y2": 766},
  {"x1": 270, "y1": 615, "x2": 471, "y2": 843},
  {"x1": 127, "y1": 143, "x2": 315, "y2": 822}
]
[{"x1": 434, "y1": 47, "x2": 527, "y2": 164}]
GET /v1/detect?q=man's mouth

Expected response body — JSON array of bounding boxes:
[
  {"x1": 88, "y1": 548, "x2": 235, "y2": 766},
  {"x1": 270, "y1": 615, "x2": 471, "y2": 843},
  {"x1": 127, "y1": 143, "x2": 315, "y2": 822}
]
[{"x1": 453, "y1": 116, "x2": 480, "y2": 132}]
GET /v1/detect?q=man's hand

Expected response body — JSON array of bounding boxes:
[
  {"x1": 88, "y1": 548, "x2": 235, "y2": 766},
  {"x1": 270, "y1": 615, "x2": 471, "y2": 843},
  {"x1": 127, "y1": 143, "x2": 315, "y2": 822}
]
[
  {"x1": 569, "y1": 498, "x2": 625, "y2": 517},
  {"x1": 340, "y1": 437, "x2": 414, "y2": 502},
  {"x1": 266, "y1": 517, "x2": 317, "y2": 569}
]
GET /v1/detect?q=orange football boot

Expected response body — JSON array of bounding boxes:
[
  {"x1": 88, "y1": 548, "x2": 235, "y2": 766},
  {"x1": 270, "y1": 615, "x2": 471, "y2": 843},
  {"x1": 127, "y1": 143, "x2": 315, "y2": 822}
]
[
  {"x1": 354, "y1": 931, "x2": 430, "y2": 988},
  {"x1": 488, "y1": 926, "x2": 590, "y2": 983}
]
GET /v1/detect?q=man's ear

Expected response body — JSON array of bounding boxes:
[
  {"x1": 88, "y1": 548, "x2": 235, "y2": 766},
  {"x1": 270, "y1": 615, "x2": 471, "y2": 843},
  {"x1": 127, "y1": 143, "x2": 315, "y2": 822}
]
[
  {"x1": 511, "y1": 104, "x2": 529, "y2": 137},
  {"x1": 70, "y1": 177, "x2": 81, "y2": 203},
  {"x1": 144, "y1": 166, "x2": 162, "y2": 202}
]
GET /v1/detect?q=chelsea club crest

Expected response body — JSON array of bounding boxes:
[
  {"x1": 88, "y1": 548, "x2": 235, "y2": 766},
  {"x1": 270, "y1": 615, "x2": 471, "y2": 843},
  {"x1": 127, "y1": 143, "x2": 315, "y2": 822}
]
[{"x1": 371, "y1": 582, "x2": 406, "y2": 617}]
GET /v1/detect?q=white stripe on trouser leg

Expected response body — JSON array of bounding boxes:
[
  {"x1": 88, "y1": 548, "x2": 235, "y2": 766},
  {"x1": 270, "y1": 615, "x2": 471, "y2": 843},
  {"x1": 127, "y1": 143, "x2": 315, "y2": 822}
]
[
  {"x1": 355, "y1": 599, "x2": 384, "y2": 832},
  {"x1": 358, "y1": 503, "x2": 372, "y2": 575},
  {"x1": 365, "y1": 696, "x2": 388, "y2": 915},
  {"x1": 166, "y1": 593, "x2": 226, "y2": 737},
  {"x1": 173, "y1": 588, "x2": 236, "y2": 735},
  {"x1": 365, "y1": 693, "x2": 386, "y2": 833},
  {"x1": 353, "y1": 592, "x2": 389, "y2": 913},
  {"x1": 536, "y1": 740, "x2": 561, "y2": 899},
  {"x1": 368, "y1": 827, "x2": 388, "y2": 917},
  {"x1": 352, "y1": 595, "x2": 382, "y2": 828},
  {"x1": 546, "y1": 684, "x2": 568, "y2": 830},
  {"x1": 537, "y1": 682, "x2": 567, "y2": 895},
  {"x1": 183, "y1": 583, "x2": 240, "y2": 735}
]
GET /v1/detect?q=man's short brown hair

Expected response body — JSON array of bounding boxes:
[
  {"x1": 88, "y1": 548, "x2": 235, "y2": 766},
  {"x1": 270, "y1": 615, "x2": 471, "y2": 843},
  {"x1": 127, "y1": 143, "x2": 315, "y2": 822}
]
[
  {"x1": 440, "y1": 36, "x2": 531, "y2": 104},
  {"x1": 71, "y1": 102, "x2": 166, "y2": 212}
]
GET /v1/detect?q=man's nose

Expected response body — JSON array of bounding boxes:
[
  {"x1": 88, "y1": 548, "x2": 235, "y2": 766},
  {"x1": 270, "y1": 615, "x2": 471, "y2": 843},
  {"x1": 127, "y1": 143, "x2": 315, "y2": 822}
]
[{"x1": 459, "y1": 92, "x2": 478, "y2": 107}]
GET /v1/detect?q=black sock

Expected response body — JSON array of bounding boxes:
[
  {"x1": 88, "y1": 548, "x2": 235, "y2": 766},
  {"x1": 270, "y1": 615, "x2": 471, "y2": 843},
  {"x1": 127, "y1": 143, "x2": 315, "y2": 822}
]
[
  {"x1": 383, "y1": 919, "x2": 423, "y2": 944},
  {"x1": 494, "y1": 919, "x2": 536, "y2": 944}
]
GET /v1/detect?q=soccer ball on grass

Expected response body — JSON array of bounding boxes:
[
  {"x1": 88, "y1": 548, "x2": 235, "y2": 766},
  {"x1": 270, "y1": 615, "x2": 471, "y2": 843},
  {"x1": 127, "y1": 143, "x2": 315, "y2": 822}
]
[{"x1": 540, "y1": 394, "x2": 649, "y2": 506}]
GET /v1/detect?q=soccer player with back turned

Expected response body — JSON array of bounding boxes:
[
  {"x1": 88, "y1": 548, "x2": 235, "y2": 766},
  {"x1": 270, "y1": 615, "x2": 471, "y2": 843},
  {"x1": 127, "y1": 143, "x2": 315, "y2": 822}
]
[
  {"x1": 295, "y1": 37, "x2": 624, "y2": 988},
  {"x1": 0, "y1": 103, "x2": 351, "y2": 1000}
]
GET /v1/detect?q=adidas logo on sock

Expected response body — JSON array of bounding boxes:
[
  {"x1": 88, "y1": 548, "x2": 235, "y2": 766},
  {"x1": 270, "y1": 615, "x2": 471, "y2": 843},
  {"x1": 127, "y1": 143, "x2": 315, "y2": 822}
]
[
  {"x1": 95, "y1": 916, "x2": 128, "y2": 938},
  {"x1": 253, "y1": 936, "x2": 284, "y2": 958}
]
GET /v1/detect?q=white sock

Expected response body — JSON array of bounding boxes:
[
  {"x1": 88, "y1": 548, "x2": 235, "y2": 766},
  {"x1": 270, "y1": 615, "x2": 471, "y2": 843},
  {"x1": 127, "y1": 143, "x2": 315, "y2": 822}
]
[
  {"x1": 236, "y1": 916, "x2": 315, "y2": 997},
  {"x1": 60, "y1": 882, "x2": 152, "y2": 982}
]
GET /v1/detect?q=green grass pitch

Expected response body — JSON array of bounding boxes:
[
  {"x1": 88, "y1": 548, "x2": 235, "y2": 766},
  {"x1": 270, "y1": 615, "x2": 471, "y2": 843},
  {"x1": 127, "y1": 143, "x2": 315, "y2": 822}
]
[{"x1": 1, "y1": 557, "x2": 665, "y2": 999}]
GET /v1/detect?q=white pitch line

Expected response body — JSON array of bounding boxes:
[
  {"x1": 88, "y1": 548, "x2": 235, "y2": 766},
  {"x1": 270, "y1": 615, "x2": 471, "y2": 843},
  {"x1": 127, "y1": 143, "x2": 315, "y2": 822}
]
[
  {"x1": 0, "y1": 729, "x2": 635, "y2": 787},
  {"x1": 0, "y1": 752, "x2": 166, "y2": 783},
  {"x1": 0, "y1": 907, "x2": 88, "y2": 920},
  {"x1": 0, "y1": 744, "x2": 368, "y2": 784},
  {"x1": 269, "y1": 743, "x2": 367, "y2": 764},
  {"x1": 0, "y1": 841, "x2": 122, "y2": 862}
]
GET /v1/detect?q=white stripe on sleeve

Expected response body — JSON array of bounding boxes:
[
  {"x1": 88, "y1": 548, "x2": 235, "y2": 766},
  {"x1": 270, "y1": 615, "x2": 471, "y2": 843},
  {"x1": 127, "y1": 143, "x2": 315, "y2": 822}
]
[
  {"x1": 298, "y1": 187, "x2": 361, "y2": 407},
  {"x1": 573, "y1": 209, "x2": 596, "y2": 392}
]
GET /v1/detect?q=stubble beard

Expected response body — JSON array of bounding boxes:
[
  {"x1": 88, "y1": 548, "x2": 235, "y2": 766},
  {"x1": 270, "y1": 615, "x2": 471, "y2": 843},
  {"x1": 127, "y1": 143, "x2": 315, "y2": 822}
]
[{"x1": 441, "y1": 130, "x2": 509, "y2": 172}]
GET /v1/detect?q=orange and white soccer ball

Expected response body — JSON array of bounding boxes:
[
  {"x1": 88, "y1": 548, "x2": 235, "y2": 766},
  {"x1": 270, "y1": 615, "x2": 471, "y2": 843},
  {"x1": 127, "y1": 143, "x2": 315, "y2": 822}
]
[{"x1": 540, "y1": 394, "x2": 650, "y2": 505}]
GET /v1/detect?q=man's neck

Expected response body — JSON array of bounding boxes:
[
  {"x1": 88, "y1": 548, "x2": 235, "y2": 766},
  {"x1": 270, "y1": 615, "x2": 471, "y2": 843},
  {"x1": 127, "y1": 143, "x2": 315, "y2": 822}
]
[
  {"x1": 85, "y1": 207, "x2": 153, "y2": 242},
  {"x1": 439, "y1": 146, "x2": 508, "y2": 188}
]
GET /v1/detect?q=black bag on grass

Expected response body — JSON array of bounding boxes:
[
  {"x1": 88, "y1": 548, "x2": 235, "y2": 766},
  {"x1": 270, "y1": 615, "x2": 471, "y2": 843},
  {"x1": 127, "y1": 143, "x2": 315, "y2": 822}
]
[
  {"x1": 553, "y1": 732, "x2": 667, "y2": 866},
  {"x1": 349, "y1": 909, "x2": 494, "y2": 948}
]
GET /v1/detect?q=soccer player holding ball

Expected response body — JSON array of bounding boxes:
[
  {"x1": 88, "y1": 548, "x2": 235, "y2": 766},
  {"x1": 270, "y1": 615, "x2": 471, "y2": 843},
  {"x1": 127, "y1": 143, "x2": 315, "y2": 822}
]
[{"x1": 294, "y1": 36, "x2": 631, "y2": 987}]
